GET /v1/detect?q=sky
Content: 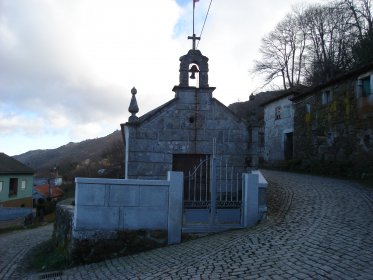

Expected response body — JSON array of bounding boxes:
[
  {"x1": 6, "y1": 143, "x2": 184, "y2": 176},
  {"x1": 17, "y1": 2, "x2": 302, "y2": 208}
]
[{"x1": 0, "y1": 0, "x2": 322, "y2": 156}]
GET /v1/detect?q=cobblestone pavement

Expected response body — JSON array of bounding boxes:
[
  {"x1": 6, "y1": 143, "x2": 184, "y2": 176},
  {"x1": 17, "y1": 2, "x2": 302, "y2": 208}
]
[
  {"x1": 0, "y1": 223, "x2": 53, "y2": 280},
  {"x1": 9, "y1": 171, "x2": 373, "y2": 279}
]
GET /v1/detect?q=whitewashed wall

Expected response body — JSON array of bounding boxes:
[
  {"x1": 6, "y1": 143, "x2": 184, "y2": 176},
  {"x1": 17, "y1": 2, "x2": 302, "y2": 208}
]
[
  {"x1": 73, "y1": 171, "x2": 183, "y2": 244},
  {"x1": 263, "y1": 96, "x2": 294, "y2": 163}
]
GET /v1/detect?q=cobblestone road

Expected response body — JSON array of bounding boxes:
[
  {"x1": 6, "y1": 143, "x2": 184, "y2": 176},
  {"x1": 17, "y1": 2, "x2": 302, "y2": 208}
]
[
  {"x1": 4, "y1": 170, "x2": 373, "y2": 279},
  {"x1": 0, "y1": 223, "x2": 53, "y2": 280}
]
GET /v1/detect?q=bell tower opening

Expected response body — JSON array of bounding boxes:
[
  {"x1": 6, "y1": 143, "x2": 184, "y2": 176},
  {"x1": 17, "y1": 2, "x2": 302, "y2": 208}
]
[{"x1": 188, "y1": 63, "x2": 200, "y2": 88}]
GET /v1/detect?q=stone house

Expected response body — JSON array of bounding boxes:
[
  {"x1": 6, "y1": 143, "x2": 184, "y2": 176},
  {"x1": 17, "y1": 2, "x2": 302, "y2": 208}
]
[
  {"x1": 229, "y1": 91, "x2": 284, "y2": 164},
  {"x1": 121, "y1": 48, "x2": 256, "y2": 181},
  {"x1": 290, "y1": 62, "x2": 373, "y2": 172},
  {"x1": 261, "y1": 90, "x2": 295, "y2": 163},
  {"x1": 0, "y1": 152, "x2": 34, "y2": 208},
  {"x1": 259, "y1": 86, "x2": 306, "y2": 164}
]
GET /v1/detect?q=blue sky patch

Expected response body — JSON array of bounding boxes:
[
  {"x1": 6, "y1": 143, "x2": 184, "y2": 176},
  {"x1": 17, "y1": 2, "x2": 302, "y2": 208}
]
[{"x1": 176, "y1": 0, "x2": 191, "y2": 7}]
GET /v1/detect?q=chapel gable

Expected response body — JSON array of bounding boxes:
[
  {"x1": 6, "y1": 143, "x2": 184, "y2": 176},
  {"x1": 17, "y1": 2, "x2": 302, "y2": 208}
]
[{"x1": 121, "y1": 43, "x2": 257, "y2": 180}]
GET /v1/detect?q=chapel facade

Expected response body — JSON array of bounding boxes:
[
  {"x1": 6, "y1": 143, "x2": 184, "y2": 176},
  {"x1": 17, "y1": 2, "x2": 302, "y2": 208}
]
[{"x1": 121, "y1": 48, "x2": 258, "y2": 180}]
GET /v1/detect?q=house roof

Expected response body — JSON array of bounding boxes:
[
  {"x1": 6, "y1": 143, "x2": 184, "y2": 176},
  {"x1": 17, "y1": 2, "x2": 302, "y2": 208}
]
[
  {"x1": 33, "y1": 184, "x2": 64, "y2": 198},
  {"x1": 0, "y1": 153, "x2": 34, "y2": 175},
  {"x1": 260, "y1": 85, "x2": 308, "y2": 107},
  {"x1": 291, "y1": 61, "x2": 373, "y2": 102}
]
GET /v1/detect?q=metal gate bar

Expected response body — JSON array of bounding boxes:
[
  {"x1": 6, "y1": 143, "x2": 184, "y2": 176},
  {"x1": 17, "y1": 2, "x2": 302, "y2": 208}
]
[{"x1": 184, "y1": 156, "x2": 243, "y2": 209}]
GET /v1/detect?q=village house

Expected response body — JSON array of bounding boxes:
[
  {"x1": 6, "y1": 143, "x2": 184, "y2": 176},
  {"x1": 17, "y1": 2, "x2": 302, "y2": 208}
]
[
  {"x1": 261, "y1": 90, "x2": 295, "y2": 163},
  {"x1": 0, "y1": 152, "x2": 34, "y2": 208},
  {"x1": 260, "y1": 86, "x2": 306, "y2": 164},
  {"x1": 290, "y1": 62, "x2": 373, "y2": 175},
  {"x1": 229, "y1": 90, "x2": 289, "y2": 164}
]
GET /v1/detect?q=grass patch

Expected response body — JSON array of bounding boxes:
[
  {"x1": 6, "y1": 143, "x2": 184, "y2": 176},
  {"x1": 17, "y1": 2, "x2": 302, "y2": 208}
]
[{"x1": 24, "y1": 239, "x2": 70, "y2": 273}]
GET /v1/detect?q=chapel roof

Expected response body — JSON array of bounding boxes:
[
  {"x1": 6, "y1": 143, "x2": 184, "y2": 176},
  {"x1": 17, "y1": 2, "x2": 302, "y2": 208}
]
[{"x1": 124, "y1": 96, "x2": 247, "y2": 127}]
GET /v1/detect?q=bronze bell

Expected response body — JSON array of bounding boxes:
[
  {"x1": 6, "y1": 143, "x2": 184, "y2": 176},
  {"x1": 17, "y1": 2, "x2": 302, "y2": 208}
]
[{"x1": 189, "y1": 64, "x2": 199, "y2": 79}]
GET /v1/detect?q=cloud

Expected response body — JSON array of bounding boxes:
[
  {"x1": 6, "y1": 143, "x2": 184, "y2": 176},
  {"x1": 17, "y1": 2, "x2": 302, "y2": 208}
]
[
  {"x1": 0, "y1": 0, "x2": 182, "y2": 136},
  {"x1": 0, "y1": 0, "x2": 322, "y2": 155},
  {"x1": 0, "y1": 111, "x2": 44, "y2": 136}
]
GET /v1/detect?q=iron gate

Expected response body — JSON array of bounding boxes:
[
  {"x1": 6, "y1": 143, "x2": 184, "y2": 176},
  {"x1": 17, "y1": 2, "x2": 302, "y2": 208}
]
[{"x1": 183, "y1": 155, "x2": 244, "y2": 232}]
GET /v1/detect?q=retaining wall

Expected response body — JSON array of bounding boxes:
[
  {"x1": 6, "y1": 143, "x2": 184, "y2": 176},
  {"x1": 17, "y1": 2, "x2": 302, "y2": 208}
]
[{"x1": 54, "y1": 170, "x2": 268, "y2": 264}]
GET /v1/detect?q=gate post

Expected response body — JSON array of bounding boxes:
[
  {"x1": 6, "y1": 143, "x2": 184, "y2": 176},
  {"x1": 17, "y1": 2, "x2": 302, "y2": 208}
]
[
  {"x1": 210, "y1": 157, "x2": 217, "y2": 224},
  {"x1": 167, "y1": 171, "x2": 183, "y2": 244},
  {"x1": 243, "y1": 173, "x2": 259, "y2": 227}
]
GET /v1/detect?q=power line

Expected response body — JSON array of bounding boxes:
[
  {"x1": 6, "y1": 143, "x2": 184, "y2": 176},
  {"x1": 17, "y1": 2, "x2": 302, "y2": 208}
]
[{"x1": 197, "y1": 0, "x2": 213, "y2": 49}]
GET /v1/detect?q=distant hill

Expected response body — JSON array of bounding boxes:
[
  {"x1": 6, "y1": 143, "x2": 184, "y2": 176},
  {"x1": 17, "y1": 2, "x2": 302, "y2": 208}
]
[{"x1": 14, "y1": 130, "x2": 123, "y2": 178}]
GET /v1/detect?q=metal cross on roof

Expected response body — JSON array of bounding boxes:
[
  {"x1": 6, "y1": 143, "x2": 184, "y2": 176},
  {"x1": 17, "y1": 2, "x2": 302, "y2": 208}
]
[
  {"x1": 188, "y1": 33, "x2": 200, "y2": 50},
  {"x1": 188, "y1": 0, "x2": 200, "y2": 50}
]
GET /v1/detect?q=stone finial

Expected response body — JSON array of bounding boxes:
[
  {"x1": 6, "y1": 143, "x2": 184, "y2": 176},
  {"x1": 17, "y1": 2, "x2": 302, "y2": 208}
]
[{"x1": 128, "y1": 87, "x2": 139, "y2": 122}]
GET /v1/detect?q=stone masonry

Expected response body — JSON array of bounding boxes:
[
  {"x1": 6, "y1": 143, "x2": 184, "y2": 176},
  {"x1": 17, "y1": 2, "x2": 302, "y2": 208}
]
[
  {"x1": 121, "y1": 49, "x2": 255, "y2": 180},
  {"x1": 292, "y1": 63, "x2": 373, "y2": 172}
]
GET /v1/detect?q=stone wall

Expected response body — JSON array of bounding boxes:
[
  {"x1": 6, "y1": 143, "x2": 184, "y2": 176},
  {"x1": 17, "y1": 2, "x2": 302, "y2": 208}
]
[
  {"x1": 54, "y1": 170, "x2": 268, "y2": 264},
  {"x1": 54, "y1": 199, "x2": 74, "y2": 262},
  {"x1": 54, "y1": 200, "x2": 168, "y2": 265},
  {"x1": 54, "y1": 172, "x2": 183, "y2": 264},
  {"x1": 293, "y1": 71, "x2": 373, "y2": 177},
  {"x1": 124, "y1": 87, "x2": 251, "y2": 180},
  {"x1": 73, "y1": 172, "x2": 183, "y2": 242}
]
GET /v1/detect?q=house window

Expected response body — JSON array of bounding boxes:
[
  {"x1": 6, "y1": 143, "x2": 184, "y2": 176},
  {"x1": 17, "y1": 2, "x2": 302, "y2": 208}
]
[
  {"x1": 21, "y1": 180, "x2": 26, "y2": 190},
  {"x1": 9, "y1": 178, "x2": 18, "y2": 197},
  {"x1": 275, "y1": 106, "x2": 281, "y2": 120},
  {"x1": 306, "y1": 103, "x2": 312, "y2": 113},
  {"x1": 361, "y1": 76, "x2": 371, "y2": 97},
  {"x1": 0, "y1": 181, "x2": 3, "y2": 192},
  {"x1": 322, "y1": 90, "x2": 333, "y2": 105}
]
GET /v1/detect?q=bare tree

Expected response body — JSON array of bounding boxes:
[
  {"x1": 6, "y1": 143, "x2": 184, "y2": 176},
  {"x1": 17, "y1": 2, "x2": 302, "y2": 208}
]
[
  {"x1": 253, "y1": 9, "x2": 308, "y2": 89},
  {"x1": 304, "y1": 2, "x2": 357, "y2": 84},
  {"x1": 342, "y1": 0, "x2": 373, "y2": 65},
  {"x1": 343, "y1": 0, "x2": 372, "y2": 37}
]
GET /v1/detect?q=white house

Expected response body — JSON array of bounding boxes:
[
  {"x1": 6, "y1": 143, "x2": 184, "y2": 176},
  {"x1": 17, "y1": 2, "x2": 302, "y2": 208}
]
[{"x1": 262, "y1": 87, "x2": 304, "y2": 164}]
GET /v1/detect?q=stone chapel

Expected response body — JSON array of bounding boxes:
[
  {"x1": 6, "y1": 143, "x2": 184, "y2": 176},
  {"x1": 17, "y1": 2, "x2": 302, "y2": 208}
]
[{"x1": 120, "y1": 46, "x2": 258, "y2": 180}]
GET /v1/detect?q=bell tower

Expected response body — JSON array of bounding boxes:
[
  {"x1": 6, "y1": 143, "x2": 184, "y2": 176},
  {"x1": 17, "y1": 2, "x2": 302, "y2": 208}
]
[
  {"x1": 177, "y1": 0, "x2": 210, "y2": 89},
  {"x1": 178, "y1": 49, "x2": 209, "y2": 88}
]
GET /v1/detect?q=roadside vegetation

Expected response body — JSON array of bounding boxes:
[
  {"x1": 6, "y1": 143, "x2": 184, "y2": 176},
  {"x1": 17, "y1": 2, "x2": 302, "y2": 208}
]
[{"x1": 24, "y1": 239, "x2": 70, "y2": 273}]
